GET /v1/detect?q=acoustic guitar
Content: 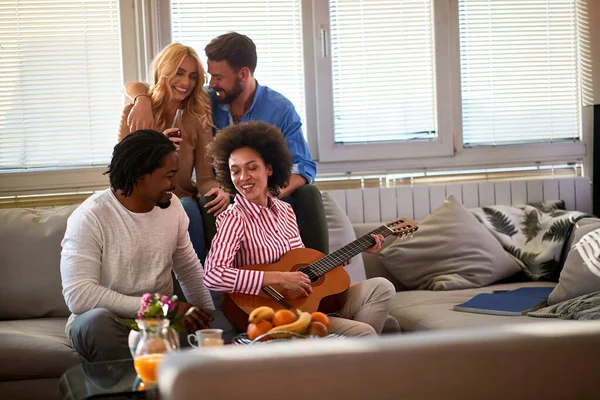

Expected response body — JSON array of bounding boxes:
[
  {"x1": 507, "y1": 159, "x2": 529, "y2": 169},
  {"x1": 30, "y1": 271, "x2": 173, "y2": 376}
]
[{"x1": 222, "y1": 218, "x2": 418, "y2": 330}]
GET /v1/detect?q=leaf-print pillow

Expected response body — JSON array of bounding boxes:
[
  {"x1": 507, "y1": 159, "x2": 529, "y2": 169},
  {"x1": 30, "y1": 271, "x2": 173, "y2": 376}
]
[{"x1": 470, "y1": 201, "x2": 590, "y2": 281}]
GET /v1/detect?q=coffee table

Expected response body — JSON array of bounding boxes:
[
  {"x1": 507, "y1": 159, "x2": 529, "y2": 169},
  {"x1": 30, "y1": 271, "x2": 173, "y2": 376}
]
[{"x1": 58, "y1": 359, "x2": 158, "y2": 400}]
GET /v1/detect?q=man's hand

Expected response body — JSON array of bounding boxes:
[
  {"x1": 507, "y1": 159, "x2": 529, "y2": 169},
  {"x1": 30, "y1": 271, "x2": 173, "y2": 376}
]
[
  {"x1": 127, "y1": 96, "x2": 155, "y2": 132},
  {"x1": 204, "y1": 187, "x2": 230, "y2": 216},
  {"x1": 278, "y1": 174, "x2": 307, "y2": 199},
  {"x1": 177, "y1": 301, "x2": 214, "y2": 334}
]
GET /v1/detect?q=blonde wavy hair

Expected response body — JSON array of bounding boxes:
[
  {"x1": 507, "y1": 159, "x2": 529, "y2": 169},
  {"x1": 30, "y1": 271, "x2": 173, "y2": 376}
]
[{"x1": 150, "y1": 43, "x2": 213, "y2": 131}]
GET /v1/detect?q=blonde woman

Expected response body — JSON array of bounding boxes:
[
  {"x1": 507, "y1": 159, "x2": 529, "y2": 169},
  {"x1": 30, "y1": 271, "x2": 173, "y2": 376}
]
[{"x1": 118, "y1": 43, "x2": 230, "y2": 262}]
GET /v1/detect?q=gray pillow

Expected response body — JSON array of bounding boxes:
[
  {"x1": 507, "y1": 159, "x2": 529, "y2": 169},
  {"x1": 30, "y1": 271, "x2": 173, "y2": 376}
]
[
  {"x1": 548, "y1": 222, "x2": 600, "y2": 305},
  {"x1": 379, "y1": 196, "x2": 521, "y2": 290},
  {"x1": 322, "y1": 192, "x2": 366, "y2": 283},
  {"x1": 0, "y1": 204, "x2": 79, "y2": 319}
]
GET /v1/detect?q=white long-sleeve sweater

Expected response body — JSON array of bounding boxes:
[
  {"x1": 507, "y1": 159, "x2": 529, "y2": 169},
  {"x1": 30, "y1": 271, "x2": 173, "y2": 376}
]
[{"x1": 60, "y1": 189, "x2": 214, "y2": 334}]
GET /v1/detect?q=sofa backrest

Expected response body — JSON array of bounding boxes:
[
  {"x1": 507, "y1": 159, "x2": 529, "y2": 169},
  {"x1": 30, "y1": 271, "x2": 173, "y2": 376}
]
[
  {"x1": 158, "y1": 321, "x2": 600, "y2": 400},
  {"x1": 0, "y1": 204, "x2": 79, "y2": 319}
]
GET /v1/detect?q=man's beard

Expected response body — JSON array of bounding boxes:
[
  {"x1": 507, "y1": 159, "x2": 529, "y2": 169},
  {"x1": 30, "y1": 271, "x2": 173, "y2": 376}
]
[
  {"x1": 157, "y1": 200, "x2": 171, "y2": 209},
  {"x1": 215, "y1": 78, "x2": 244, "y2": 103}
]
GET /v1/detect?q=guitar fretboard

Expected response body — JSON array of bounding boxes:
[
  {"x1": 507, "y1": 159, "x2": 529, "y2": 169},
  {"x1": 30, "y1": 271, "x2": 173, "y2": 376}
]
[{"x1": 303, "y1": 224, "x2": 395, "y2": 278}]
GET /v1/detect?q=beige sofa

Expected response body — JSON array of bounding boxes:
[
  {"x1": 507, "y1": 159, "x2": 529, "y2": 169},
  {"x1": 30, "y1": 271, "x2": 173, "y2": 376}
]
[
  {"x1": 158, "y1": 320, "x2": 600, "y2": 400},
  {"x1": 0, "y1": 200, "x2": 592, "y2": 400},
  {"x1": 354, "y1": 217, "x2": 600, "y2": 333},
  {"x1": 0, "y1": 205, "x2": 81, "y2": 400}
]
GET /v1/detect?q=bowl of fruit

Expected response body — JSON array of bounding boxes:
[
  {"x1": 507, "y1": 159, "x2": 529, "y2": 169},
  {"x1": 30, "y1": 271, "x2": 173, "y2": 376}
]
[{"x1": 231, "y1": 307, "x2": 343, "y2": 345}]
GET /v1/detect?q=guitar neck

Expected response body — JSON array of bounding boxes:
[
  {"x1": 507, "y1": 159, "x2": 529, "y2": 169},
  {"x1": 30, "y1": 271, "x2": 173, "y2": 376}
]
[{"x1": 308, "y1": 225, "x2": 394, "y2": 276}]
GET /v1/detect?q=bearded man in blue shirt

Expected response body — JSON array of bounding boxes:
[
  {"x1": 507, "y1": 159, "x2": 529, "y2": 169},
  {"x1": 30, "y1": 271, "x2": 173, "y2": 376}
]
[{"x1": 125, "y1": 32, "x2": 328, "y2": 262}]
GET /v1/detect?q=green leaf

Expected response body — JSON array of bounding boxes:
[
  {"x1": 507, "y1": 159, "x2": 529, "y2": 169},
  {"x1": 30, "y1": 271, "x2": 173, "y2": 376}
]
[
  {"x1": 482, "y1": 207, "x2": 518, "y2": 237},
  {"x1": 539, "y1": 258, "x2": 561, "y2": 281},
  {"x1": 542, "y1": 219, "x2": 572, "y2": 242},
  {"x1": 503, "y1": 244, "x2": 521, "y2": 260},
  {"x1": 519, "y1": 251, "x2": 540, "y2": 269},
  {"x1": 119, "y1": 318, "x2": 139, "y2": 331},
  {"x1": 503, "y1": 244, "x2": 539, "y2": 270},
  {"x1": 521, "y1": 210, "x2": 541, "y2": 244},
  {"x1": 528, "y1": 200, "x2": 565, "y2": 212},
  {"x1": 526, "y1": 201, "x2": 546, "y2": 211}
]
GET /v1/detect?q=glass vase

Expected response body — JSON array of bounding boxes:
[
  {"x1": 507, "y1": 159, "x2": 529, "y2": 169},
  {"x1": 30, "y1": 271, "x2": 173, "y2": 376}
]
[{"x1": 133, "y1": 319, "x2": 178, "y2": 385}]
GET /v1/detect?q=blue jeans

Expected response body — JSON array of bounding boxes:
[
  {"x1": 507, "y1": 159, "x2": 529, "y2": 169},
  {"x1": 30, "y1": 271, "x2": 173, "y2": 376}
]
[{"x1": 180, "y1": 197, "x2": 207, "y2": 263}]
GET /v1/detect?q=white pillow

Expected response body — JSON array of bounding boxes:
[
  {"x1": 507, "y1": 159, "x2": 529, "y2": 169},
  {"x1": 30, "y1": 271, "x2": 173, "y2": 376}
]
[
  {"x1": 549, "y1": 222, "x2": 600, "y2": 305},
  {"x1": 322, "y1": 192, "x2": 367, "y2": 283}
]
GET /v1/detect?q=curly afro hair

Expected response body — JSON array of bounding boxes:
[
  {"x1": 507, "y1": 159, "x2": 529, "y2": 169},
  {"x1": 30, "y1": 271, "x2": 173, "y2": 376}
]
[{"x1": 208, "y1": 121, "x2": 293, "y2": 197}]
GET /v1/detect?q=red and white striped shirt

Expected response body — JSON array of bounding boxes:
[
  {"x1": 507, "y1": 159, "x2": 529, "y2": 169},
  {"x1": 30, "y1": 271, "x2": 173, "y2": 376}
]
[{"x1": 204, "y1": 194, "x2": 304, "y2": 295}]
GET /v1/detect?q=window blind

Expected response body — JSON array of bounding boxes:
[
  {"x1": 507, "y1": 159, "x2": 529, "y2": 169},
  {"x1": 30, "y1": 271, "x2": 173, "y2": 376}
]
[
  {"x1": 329, "y1": 0, "x2": 437, "y2": 144},
  {"x1": 170, "y1": 0, "x2": 306, "y2": 130},
  {"x1": 459, "y1": 0, "x2": 581, "y2": 146},
  {"x1": 0, "y1": 0, "x2": 123, "y2": 170}
]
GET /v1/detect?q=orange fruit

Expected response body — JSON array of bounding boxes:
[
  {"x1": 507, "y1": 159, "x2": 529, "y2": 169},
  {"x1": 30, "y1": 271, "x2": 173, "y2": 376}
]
[
  {"x1": 272, "y1": 309, "x2": 298, "y2": 327},
  {"x1": 310, "y1": 312, "x2": 330, "y2": 329},
  {"x1": 247, "y1": 320, "x2": 273, "y2": 341}
]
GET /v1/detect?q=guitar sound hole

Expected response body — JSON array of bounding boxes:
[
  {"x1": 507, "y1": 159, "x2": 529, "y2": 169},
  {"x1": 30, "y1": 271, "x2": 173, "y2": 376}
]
[{"x1": 299, "y1": 267, "x2": 319, "y2": 283}]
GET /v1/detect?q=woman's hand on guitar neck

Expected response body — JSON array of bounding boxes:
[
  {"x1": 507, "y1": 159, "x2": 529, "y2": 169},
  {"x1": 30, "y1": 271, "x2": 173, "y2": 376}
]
[
  {"x1": 263, "y1": 271, "x2": 313, "y2": 297},
  {"x1": 364, "y1": 234, "x2": 385, "y2": 254}
]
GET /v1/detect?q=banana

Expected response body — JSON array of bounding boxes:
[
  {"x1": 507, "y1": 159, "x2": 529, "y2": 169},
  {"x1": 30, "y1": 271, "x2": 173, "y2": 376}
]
[
  {"x1": 267, "y1": 309, "x2": 312, "y2": 337},
  {"x1": 248, "y1": 306, "x2": 275, "y2": 324}
]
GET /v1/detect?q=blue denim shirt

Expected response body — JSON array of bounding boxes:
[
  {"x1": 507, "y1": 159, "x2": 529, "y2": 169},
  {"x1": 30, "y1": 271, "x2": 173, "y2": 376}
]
[{"x1": 208, "y1": 81, "x2": 316, "y2": 183}]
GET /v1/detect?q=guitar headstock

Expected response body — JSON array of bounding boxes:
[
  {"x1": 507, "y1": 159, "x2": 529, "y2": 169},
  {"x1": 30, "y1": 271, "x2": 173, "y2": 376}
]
[{"x1": 384, "y1": 217, "x2": 418, "y2": 238}]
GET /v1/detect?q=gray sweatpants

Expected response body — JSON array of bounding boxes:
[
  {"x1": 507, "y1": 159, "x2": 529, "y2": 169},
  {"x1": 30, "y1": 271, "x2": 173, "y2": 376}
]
[{"x1": 69, "y1": 308, "x2": 237, "y2": 362}]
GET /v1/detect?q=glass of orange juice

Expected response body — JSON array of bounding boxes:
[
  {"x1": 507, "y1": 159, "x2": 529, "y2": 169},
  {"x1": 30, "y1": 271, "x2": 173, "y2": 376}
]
[
  {"x1": 133, "y1": 319, "x2": 176, "y2": 385},
  {"x1": 134, "y1": 353, "x2": 165, "y2": 384}
]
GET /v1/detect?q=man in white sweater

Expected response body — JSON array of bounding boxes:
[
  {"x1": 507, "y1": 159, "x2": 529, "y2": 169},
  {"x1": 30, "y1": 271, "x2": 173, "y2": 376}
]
[{"x1": 61, "y1": 130, "x2": 224, "y2": 362}]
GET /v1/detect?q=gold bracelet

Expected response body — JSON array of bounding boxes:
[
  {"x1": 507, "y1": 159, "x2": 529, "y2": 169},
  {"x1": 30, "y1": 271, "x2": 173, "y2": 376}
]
[{"x1": 133, "y1": 93, "x2": 150, "y2": 105}]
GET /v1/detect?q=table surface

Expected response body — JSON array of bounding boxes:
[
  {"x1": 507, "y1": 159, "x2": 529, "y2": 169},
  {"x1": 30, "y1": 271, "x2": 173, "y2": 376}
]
[{"x1": 58, "y1": 359, "x2": 158, "y2": 400}]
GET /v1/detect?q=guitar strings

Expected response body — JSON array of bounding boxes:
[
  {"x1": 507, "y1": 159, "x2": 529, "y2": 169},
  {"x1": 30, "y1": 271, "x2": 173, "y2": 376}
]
[
  {"x1": 263, "y1": 224, "x2": 415, "y2": 302},
  {"x1": 307, "y1": 226, "x2": 392, "y2": 276},
  {"x1": 307, "y1": 225, "x2": 415, "y2": 276}
]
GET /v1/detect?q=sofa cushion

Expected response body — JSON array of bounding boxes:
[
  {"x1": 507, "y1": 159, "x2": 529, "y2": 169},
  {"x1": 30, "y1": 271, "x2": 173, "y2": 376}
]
[
  {"x1": 392, "y1": 282, "x2": 559, "y2": 331},
  {"x1": 0, "y1": 318, "x2": 80, "y2": 380},
  {"x1": 379, "y1": 196, "x2": 521, "y2": 291},
  {"x1": 322, "y1": 192, "x2": 366, "y2": 283},
  {"x1": 0, "y1": 205, "x2": 78, "y2": 320},
  {"x1": 549, "y1": 222, "x2": 600, "y2": 305}
]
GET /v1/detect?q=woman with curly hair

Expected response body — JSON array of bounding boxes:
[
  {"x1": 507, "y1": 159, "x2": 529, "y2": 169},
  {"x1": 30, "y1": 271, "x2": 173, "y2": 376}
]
[
  {"x1": 118, "y1": 43, "x2": 230, "y2": 262},
  {"x1": 204, "y1": 121, "x2": 396, "y2": 336}
]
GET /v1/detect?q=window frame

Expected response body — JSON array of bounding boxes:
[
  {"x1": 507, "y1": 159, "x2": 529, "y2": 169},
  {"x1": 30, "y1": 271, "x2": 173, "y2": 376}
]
[
  {"x1": 0, "y1": 0, "x2": 591, "y2": 197},
  {"x1": 310, "y1": 0, "x2": 588, "y2": 173},
  {"x1": 309, "y1": 0, "x2": 456, "y2": 163},
  {"x1": 0, "y1": 0, "x2": 151, "y2": 196}
]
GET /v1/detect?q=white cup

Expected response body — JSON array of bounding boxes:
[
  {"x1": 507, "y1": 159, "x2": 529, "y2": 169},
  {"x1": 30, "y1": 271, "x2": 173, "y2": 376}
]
[{"x1": 187, "y1": 328, "x2": 223, "y2": 348}]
